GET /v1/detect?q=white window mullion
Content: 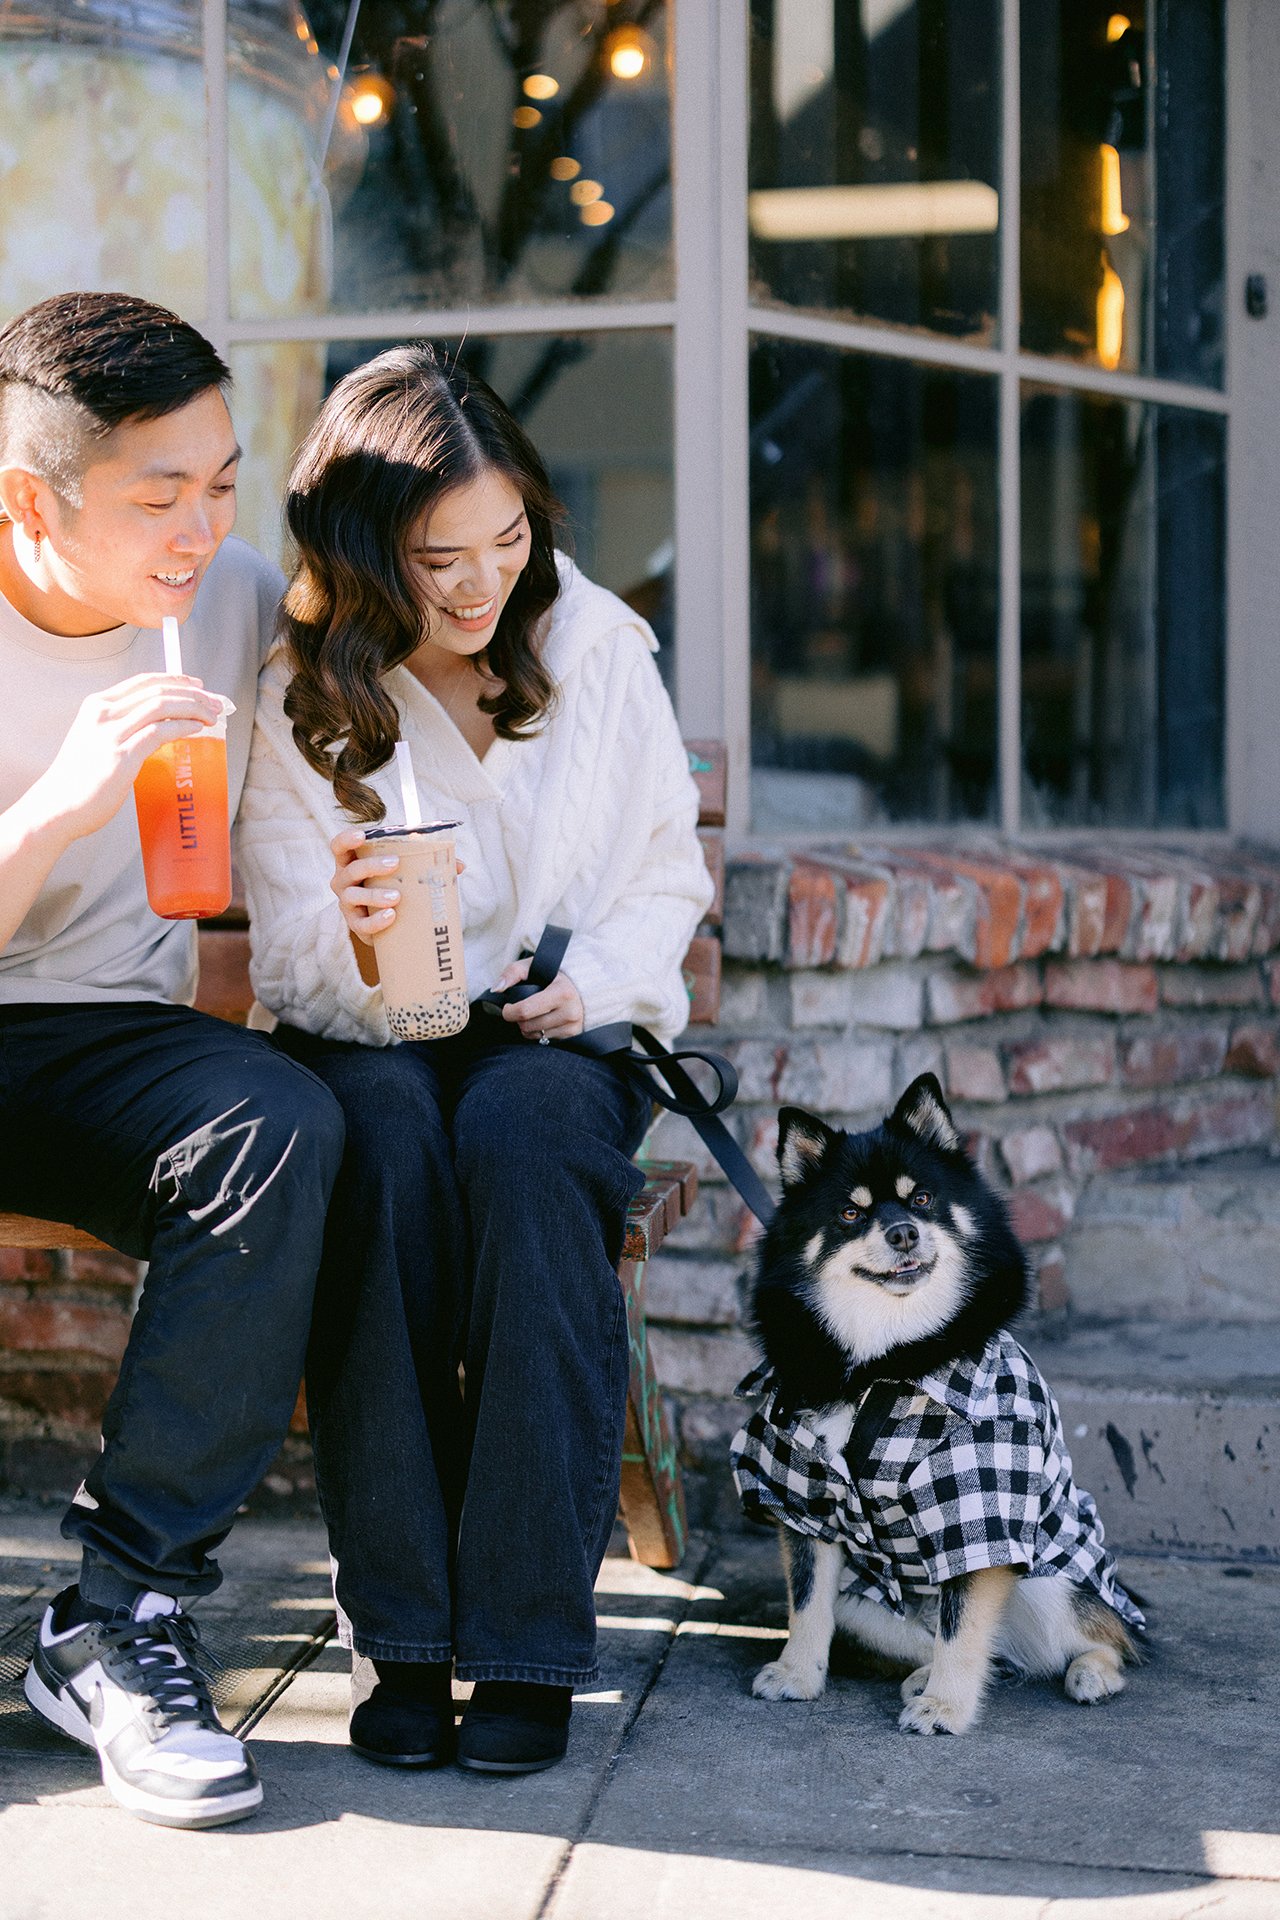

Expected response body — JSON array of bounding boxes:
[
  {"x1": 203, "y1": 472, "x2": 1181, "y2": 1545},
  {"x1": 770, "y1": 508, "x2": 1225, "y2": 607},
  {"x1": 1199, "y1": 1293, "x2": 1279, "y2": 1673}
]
[
  {"x1": 202, "y1": 0, "x2": 230, "y2": 357},
  {"x1": 226, "y1": 303, "x2": 678, "y2": 345},
  {"x1": 672, "y1": 0, "x2": 750, "y2": 826},
  {"x1": 998, "y1": 0, "x2": 1021, "y2": 835}
]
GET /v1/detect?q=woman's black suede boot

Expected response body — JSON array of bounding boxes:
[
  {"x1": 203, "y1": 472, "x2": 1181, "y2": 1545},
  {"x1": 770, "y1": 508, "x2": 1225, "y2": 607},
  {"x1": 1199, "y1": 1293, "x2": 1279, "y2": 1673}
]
[
  {"x1": 455, "y1": 1681, "x2": 573, "y2": 1774},
  {"x1": 349, "y1": 1655, "x2": 456, "y2": 1767}
]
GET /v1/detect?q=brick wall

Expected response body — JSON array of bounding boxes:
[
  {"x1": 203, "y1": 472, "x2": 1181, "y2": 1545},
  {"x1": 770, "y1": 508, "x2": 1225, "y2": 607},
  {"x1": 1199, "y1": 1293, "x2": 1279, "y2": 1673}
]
[
  {"x1": 5, "y1": 836, "x2": 1280, "y2": 1509},
  {"x1": 647, "y1": 840, "x2": 1280, "y2": 1515},
  {"x1": 0, "y1": 1244, "x2": 137, "y2": 1495}
]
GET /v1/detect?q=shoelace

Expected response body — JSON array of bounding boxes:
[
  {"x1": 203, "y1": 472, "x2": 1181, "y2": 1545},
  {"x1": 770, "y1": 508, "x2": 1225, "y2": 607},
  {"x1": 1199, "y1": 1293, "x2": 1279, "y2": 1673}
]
[{"x1": 96, "y1": 1612, "x2": 224, "y2": 1734}]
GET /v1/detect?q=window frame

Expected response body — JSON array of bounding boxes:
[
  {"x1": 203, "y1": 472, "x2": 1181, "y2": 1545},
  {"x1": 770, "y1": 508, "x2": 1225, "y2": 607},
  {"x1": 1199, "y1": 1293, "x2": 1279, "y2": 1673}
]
[
  {"x1": 197, "y1": 0, "x2": 1240, "y2": 840},
  {"x1": 701, "y1": 0, "x2": 1234, "y2": 837}
]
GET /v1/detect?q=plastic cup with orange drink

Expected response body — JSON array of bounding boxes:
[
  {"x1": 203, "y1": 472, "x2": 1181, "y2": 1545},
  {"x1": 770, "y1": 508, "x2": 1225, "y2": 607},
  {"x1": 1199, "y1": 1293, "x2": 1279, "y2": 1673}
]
[{"x1": 132, "y1": 617, "x2": 234, "y2": 920}]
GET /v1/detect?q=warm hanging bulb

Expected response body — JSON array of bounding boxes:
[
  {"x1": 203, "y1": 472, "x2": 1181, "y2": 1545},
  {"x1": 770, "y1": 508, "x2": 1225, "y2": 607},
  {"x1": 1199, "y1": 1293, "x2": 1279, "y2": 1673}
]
[
  {"x1": 604, "y1": 25, "x2": 651, "y2": 82},
  {"x1": 1097, "y1": 261, "x2": 1125, "y2": 370},
  {"x1": 349, "y1": 75, "x2": 394, "y2": 127}
]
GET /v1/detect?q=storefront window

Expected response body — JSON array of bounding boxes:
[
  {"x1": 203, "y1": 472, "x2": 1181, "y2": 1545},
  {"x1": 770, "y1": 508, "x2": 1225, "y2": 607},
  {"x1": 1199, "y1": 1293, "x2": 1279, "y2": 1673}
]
[
  {"x1": 748, "y1": 0, "x2": 1000, "y2": 342},
  {"x1": 1021, "y1": 0, "x2": 1225, "y2": 387},
  {"x1": 749, "y1": 338, "x2": 998, "y2": 831},
  {"x1": 748, "y1": 0, "x2": 1226, "y2": 831},
  {"x1": 1, "y1": 2, "x2": 1233, "y2": 839},
  {"x1": 230, "y1": 0, "x2": 672, "y2": 320},
  {"x1": 1020, "y1": 388, "x2": 1225, "y2": 827}
]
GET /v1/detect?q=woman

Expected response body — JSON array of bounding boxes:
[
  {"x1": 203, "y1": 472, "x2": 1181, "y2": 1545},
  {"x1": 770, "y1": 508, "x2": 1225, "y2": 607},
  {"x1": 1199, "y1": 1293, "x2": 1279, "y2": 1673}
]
[{"x1": 235, "y1": 345, "x2": 712, "y2": 1775}]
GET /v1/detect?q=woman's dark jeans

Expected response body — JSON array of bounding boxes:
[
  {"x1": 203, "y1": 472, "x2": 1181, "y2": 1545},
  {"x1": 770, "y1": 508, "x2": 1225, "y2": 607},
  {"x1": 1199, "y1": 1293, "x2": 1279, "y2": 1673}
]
[{"x1": 275, "y1": 1017, "x2": 651, "y2": 1686}]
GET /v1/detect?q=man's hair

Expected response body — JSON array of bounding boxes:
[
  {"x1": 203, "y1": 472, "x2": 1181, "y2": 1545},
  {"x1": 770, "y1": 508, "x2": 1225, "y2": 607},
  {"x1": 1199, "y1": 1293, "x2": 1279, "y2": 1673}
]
[{"x1": 0, "y1": 291, "x2": 230, "y2": 503}]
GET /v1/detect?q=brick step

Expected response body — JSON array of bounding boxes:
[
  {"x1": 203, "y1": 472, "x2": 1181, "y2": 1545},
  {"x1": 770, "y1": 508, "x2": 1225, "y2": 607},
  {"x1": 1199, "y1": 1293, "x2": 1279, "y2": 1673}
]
[
  {"x1": 1059, "y1": 1149, "x2": 1280, "y2": 1322},
  {"x1": 1029, "y1": 1316, "x2": 1280, "y2": 1559}
]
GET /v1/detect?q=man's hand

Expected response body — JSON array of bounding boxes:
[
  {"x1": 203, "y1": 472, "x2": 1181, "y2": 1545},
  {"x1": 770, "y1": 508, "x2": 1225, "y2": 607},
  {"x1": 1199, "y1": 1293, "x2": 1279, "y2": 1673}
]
[
  {"x1": 30, "y1": 672, "x2": 224, "y2": 843},
  {"x1": 0, "y1": 670, "x2": 225, "y2": 956},
  {"x1": 494, "y1": 955, "x2": 585, "y2": 1041}
]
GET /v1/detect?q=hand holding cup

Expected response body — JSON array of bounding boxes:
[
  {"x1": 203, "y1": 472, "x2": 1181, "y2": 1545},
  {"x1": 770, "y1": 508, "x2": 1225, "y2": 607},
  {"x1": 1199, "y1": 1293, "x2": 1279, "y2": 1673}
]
[
  {"x1": 33, "y1": 672, "x2": 223, "y2": 843},
  {"x1": 330, "y1": 828, "x2": 466, "y2": 946}
]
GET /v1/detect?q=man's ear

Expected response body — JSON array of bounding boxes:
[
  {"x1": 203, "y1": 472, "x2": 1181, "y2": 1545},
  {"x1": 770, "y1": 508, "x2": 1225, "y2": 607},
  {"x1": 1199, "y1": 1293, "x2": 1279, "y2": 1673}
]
[
  {"x1": 890, "y1": 1073, "x2": 959, "y2": 1153},
  {"x1": 777, "y1": 1107, "x2": 840, "y2": 1189},
  {"x1": 0, "y1": 465, "x2": 48, "y2": 543}
]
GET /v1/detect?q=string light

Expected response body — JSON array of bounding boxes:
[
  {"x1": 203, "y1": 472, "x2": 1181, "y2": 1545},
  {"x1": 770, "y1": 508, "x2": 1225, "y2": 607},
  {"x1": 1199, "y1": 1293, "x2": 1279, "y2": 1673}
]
[
  {"x1": 523, "y1": 74, "x2": 559, "y2": 100},
  {"x1": 1097, "y1": 262, "x2": 1125, "y2": 369},
  {"x1": 1106, "y1": 14, "x2": 1131, "y2": 41},
  {"x1": 513, "y1": 105, "x2": 542, "y2": 129},
  {"x1": 550, "y1": 156, "x2": 581, "y2": 182},
  {"x1": 1100, "y1": 144, "x2": 1129, "y2": 236},
  {"x1": 349, "y1": 76, "x2": 394, "y2": 127},
  {"x1": 570, "y1": 178, "x2": 604, "y2": 205},
  {"x1": 580, "y1": 201, "x2": 615, "y2": 227},
  {"x1": 604, "y1": 25, "x2": 650, "y2": 81}
]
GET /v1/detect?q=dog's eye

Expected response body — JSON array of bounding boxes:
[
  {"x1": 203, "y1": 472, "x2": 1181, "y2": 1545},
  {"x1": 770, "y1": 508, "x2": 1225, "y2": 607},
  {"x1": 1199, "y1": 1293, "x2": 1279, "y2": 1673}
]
[
  {"x1": 840, "y1": 1204, "x2": 862, "y2": 1225},
  {"x1": 911, "y1": 1189, "x2": 933, "y2": 1210}
]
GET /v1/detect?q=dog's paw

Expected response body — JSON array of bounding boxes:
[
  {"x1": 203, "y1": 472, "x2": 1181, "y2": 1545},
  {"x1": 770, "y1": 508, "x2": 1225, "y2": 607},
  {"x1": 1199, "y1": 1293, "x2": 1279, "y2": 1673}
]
[
  {"x1": 898, "y1": 1692, "x2": 972, "y2": 1736},
  {"x1": 1064, "y1": 1650, "x2": 1126, "y2": 1705},
  {"x1": 752, "y1": 1658, "x2": 827, "y2": 1701},
  {"x1": 899, "y1": 1663, "x2": 931, "y2": 1704}
]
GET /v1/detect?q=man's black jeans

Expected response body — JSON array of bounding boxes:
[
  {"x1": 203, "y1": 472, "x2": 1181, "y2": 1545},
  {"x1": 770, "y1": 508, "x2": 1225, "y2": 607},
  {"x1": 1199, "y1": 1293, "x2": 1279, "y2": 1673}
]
[
  {"x1": 275, "y1": 1018, "x2": 651, "y2": 1687},
  {"x1": 0, "y1": 1002, "x2": 344, "y2": 1606}
]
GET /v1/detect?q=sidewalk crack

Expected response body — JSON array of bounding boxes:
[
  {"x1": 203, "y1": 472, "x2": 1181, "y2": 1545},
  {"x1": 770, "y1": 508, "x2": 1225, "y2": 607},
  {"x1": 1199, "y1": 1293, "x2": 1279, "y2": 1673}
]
[{"x1": 534, "y1": 1538, "x2": 716, "y2": 1920}]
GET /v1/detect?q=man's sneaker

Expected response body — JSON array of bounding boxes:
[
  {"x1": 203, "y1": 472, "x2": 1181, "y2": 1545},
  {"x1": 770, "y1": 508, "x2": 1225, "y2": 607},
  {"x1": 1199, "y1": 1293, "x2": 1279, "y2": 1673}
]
[{"x1": 24, "y1": 1586, "x2": 263, "y2": 1829}]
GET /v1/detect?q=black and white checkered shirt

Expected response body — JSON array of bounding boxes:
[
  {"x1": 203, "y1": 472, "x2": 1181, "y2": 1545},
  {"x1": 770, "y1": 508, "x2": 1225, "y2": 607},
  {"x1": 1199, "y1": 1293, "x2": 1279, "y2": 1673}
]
[{"x1": 731, "y1": 1329, "x2": 1143, "y2": 1630}]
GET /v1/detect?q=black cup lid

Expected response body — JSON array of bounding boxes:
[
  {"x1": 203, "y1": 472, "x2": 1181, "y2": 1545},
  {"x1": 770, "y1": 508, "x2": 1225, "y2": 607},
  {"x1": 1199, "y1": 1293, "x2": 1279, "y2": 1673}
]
[{"x1": 364, "y1": 821, "x2": 460, "y2": 840}]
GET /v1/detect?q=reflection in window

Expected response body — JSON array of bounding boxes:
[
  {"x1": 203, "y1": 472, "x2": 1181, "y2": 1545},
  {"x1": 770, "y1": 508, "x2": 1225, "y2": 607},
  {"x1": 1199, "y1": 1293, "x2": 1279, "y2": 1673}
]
[
  {"x1": 750, "y1": 340, "x2": 998, "y2": 831},
  {"x1": 0, "y1": 0, "x2": 208, "y2": 318},
  {"x1": 231, "y1": 0, "x2": 671, "y2": 319},
  {"x1": 748, "y1": 0, "x2": 1000, "y2": 341},
  {"x1": 1021, "y1": 0, "x2": 1224, "y2": 387},
  {"x1": 231, "y1": 330, "x2": 674, "y2": 669},
  {"x1": 1020, "y1": 388, "x2": 1224, "y2": 826}
]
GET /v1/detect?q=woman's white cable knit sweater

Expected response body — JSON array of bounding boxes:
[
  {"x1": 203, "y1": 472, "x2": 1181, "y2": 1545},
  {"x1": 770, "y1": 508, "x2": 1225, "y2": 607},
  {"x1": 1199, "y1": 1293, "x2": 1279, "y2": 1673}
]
[{"x1": 235, "y1": 558, "x2": 715, "y2": 1049}]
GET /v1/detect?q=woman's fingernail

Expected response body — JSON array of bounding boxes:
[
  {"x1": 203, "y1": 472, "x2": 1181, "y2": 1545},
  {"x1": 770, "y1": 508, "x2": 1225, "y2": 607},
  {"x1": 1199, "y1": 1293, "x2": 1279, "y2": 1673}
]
[{"x1": 377, "y1": 857, "x2": 399, "y2": 870}]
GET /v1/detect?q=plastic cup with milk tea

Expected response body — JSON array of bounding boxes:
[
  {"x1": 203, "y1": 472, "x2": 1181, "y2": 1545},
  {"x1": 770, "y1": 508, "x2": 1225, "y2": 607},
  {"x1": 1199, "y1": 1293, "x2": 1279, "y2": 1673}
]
[
  {"x1": 133, "y1": 618, "x2": 234, "y2": 920},
  {"x1": 364, "y1": 742, "x2": 469, "y2": 1040}
]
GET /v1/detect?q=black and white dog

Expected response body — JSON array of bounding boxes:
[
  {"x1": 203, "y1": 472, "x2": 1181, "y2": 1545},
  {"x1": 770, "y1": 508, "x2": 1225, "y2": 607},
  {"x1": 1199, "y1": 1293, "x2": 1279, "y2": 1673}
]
[{"x1": 731, "y1": 1074, "x2": 1142, "y2": 1736}]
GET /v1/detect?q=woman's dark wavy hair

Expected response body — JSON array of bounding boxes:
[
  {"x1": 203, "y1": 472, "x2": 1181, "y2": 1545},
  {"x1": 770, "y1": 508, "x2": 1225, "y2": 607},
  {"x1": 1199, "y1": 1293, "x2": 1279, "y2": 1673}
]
[{"x1": 280, "y1": 343, "x2": 564, "y2": 822}]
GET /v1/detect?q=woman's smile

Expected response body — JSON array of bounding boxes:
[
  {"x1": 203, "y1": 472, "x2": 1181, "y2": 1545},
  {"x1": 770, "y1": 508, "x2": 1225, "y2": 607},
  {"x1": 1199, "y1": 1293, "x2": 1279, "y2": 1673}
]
[{"x1": 440, "y1": 593, "x2": 499, "y2": 633}]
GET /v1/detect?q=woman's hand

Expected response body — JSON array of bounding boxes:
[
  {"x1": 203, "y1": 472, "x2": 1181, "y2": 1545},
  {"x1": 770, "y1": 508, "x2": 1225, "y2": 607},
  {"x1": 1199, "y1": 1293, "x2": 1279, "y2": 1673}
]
[
  {"x1": 331, "y1": 829, "x2": 401, "y2": 945},
  {"x1": 494, "y1": 955, "x2": 585, "y2": 1041},
  {"x1": 330, "y1": 828, "x2": 463, "y2": 947}
]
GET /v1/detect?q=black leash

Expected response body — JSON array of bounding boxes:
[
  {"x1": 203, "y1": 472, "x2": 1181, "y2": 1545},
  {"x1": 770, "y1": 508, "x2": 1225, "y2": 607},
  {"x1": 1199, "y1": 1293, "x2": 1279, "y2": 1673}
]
[{"x1": 477, "y1": 925, "x2": 777, "y2": 1227}]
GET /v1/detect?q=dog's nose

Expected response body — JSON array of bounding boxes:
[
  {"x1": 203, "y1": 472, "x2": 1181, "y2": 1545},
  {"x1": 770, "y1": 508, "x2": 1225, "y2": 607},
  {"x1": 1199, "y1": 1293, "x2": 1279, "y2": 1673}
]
[{"x1": 885, "y1": 1219, "x2": 919, "y2": 1253}]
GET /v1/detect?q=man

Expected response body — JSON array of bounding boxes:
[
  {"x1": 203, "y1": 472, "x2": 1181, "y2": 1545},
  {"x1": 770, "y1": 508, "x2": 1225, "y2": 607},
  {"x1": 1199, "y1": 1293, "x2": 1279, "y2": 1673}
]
[{"x1": 0, "y1": 291, "x2": 344, "y2": 1828}]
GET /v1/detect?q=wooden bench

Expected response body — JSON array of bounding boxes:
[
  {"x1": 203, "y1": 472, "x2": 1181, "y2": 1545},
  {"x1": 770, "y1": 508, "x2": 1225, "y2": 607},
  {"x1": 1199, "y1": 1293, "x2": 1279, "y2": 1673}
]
[{"x1": 0, "y1": 742, "x2": 727, "y2": 1570}]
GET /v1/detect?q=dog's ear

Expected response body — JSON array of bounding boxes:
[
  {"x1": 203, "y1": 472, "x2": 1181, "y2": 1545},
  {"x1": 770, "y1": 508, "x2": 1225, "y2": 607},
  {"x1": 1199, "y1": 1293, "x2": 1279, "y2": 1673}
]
[
  {"x1": 777, "y1": 1107, "x2": 839, "y2": 1188},
  {"x1": 890, "y1": 1074, "x2": 959, "y2": 1153}
]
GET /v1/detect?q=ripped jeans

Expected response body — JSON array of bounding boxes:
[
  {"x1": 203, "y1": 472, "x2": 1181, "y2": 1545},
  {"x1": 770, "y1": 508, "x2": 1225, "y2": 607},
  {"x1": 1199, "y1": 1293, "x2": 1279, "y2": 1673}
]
[{"x1": 0, "y1": 1002, "x2": 344, "y2": 1601}]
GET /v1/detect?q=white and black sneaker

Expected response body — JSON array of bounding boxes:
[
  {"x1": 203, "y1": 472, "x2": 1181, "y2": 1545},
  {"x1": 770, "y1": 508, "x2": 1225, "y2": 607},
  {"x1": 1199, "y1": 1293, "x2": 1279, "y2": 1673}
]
[{"x1": 24, "y1": 1586, "x2": 263, "y2": 1829}]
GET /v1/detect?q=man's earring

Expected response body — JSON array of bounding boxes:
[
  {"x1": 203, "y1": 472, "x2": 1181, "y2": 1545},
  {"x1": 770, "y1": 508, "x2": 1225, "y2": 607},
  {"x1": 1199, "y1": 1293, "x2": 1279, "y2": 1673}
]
[{"x1": 32, "y1": 531, "x2": 41, "y2": 565}]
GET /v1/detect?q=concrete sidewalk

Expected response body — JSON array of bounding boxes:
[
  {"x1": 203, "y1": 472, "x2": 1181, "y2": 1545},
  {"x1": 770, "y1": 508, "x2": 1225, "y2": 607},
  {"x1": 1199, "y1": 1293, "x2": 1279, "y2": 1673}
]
[{"x1": 1, "y1": 1506, "x2": 1277, "y2": 1920}]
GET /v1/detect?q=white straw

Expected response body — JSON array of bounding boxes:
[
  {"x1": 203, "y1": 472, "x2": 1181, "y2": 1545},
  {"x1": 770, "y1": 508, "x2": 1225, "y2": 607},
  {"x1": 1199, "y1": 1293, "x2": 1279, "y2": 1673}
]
[
  {"x1": 393, "y1": 741, "x2": 422, "y2": 828},
  {"x1": 162, "y1": 616, "x2": 183, "y2": 676}
]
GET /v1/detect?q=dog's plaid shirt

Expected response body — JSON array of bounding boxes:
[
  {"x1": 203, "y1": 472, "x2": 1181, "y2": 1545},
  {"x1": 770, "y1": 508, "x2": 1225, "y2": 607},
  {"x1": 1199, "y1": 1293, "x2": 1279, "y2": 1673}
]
[{"x1": 731, "y1": 1329, "x2": 1143, "y2": 1629}]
